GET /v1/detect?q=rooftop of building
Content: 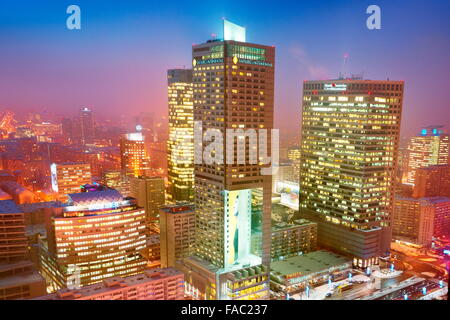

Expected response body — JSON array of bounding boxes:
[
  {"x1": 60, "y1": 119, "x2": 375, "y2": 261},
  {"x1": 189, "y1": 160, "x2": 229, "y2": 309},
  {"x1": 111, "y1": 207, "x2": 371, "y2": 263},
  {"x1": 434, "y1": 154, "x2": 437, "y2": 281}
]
[
  {"x1": 272, "y1": 219, "x2": 317, "y2": 232},
  {"x1": 0, "y1": 261, "x2": 45, "y2": 289},
  {"x1": 0, "y1": 200, "x2": 22, "y2": 214},
  {"x1": 395, "y1": 195, "x2": 450, "y2": 204},
  {"x1": 67, "y1": 188, "x2": 123, "y2": 206},
  {"x1": 19, "y1": 201, "x2": 63, "y2": 212},
  {"x1": 270, "y1": 250, "x2": 351, "y2": 278},
  {"x1": 160, "y1": 203, "x2": 195, "y2": 214},
  {"x1": 33, "y1": 268, "x2": 183, "y2": 300}
]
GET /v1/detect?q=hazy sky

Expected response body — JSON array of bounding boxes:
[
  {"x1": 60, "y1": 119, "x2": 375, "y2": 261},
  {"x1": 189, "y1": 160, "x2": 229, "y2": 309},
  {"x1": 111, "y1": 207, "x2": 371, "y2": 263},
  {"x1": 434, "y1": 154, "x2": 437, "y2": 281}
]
[{"x1": 0, "y1": 0, "x2": 449, "y2": 138}]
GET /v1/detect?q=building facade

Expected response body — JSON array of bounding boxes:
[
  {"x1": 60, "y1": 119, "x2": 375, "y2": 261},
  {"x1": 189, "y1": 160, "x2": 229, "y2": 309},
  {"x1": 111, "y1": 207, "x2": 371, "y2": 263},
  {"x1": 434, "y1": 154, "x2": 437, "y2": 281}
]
[
  {"x1": 413, "y1": 164, "x2": 450, "y2": 198},
  {"x1": 120, "y1": 132, "x2": 151, "y2": 177},
  {"x1": 167, "y1": 69, "x2": 195, "y2": 203},
  {"x1": 160, "y1": 203, "x2": 195, "y2": 268},
  {"x1": 130, "y1": 176, "x2": 165, "y2": 225},
  {"x1": 50, "y1": 162, "x2": 91, "y2": 201},
  {"x1": 403, "y1": 127, "x2": 449, "y2": 185},
  {"x1": 299, "y1": 79, "x2": 404, "y2": 268},
  {"x1": 39, "y1": 187, "x2": 148, "y2": 291},
  {"x1": 33, "y1": 268, "x2": 184, "y2": 300}
]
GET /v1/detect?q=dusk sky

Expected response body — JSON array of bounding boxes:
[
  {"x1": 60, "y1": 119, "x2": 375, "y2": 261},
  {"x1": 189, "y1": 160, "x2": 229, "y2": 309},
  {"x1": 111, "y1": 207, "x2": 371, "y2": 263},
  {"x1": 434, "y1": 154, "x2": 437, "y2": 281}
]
[{"x1": 0, "y1": 0, "x2": 449, "y2": 139}]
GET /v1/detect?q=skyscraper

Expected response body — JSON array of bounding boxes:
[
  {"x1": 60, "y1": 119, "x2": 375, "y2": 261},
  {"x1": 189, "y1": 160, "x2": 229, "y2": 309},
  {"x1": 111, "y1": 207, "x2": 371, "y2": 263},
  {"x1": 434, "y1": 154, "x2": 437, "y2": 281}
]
[
  {"x1": 120, "y1": 131, "x2": 151, "y2": 177},
  {"x1": 403, "y1": 127, "x2": 449, "y2": 185},
  {"x1": 299, "y1": 78, "x2": 404, "y2": 268},
  {"x1": 80, "y1": 107, "x2": 95, "y2": 145},
  {"x1": 167, "y1": 69, "x2": 194, "y2": 203},
  {"x1": 179, "y1": 20, "x2": 274, "y2": 300}
]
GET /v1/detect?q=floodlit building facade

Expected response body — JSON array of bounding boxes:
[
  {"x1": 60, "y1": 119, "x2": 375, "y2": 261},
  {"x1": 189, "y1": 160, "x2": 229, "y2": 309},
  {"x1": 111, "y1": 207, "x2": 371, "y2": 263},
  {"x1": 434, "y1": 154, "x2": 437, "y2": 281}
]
[
  {"x1": 179, "y1": 20, "x2": 275, "y2": 300},
  {"x1": 167, "y1": 69, "x2": 195, "y2": 203},
  {"x1": 299, "y1": 78, "x2": 404, "y2": 268},
  {"x1": 39, "y1": 187, "x2": 148, "y2": 291},
  {"x1": 50, "y1": 162, "x2": 91, "y2": 201},
  {"x1": 403, "y1": 127, "x2": 449, "y2": 185},
  {"x1": 120, "y1": 131, "x2": 151, "y2": 177}
]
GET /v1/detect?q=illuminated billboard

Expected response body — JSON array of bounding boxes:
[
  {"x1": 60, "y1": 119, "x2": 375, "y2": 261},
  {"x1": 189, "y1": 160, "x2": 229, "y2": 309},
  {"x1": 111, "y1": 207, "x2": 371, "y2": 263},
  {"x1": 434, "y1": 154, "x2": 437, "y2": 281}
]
[
  {"x1": 51, "y1": 163, "x2": 58, "y2": 193},
  {"x1": 276, "y1": 181, "x2": 299, "y2": 210},
  {"x1": 223, "y1": 189, "x2": 263, "y2": 270}
]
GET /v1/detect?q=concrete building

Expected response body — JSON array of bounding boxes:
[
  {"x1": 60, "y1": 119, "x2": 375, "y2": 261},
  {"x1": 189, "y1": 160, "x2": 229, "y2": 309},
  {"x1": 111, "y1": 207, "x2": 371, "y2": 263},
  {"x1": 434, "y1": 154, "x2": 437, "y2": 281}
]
[
  {"x1": 130, "y1": 176, "x2": 165, "y2": 224},
  {"x1": 167, "y1": 69, "x2": 195, "y2": 203},
  {"x1": 299, "y1": 78, "x2": 404, "y2": 268},
  {"x1": 50, "y1": 162, "x2": 91, "y2": 201},
  {"x1": 39, "y1": 186, "x2": 148, "y2": 291},
  {"x1": 33, "y1": 268, "x2": 184, "y2": 300},
  {"x1": 403, "y1": 127, "x2": 449, "y2": 185},
  {"x1": 80, "y1": 107, "x2": 95, "y2": 145},
  {"x1": 271, "y1": 219, "x2": 317, "y2": 261},
  {"x1": 160, "y1": 203, "x2": 195, "y2": 268},
  {"x1": 0, "y1": 200, "x2": 46, "y2": 300},
  {"x1": 393, "y1": 196, "x2": 450, "y2": 246},
  {"x1": 413, "y1": 164, "x2": 450, "y2": 198}
]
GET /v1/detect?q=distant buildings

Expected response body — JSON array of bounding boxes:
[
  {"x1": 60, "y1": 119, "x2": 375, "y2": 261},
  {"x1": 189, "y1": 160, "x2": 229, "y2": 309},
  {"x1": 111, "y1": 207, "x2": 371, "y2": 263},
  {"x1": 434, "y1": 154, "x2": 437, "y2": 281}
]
[
  {"x1": 80, "y1": 107, "x2": 95, "y2": 145},
  {"x1": 160, "y1": 203, "x2": 195, "y2": 268},
  {"x1": 403, "y1": 127, "x2": 449, "y2": 185},
  {"x1": 0, "y1": 200, "x2": 46, "y2": 300},
  {"x1": 102, "y1": 169, "x2": 131, "y2": 197},
  {"x1": 50, "y1": 162, "x2": 91, "y2": 201},
  {"x1": 39, "y1": 186, "x2": 148, "y2": 291},
  {"x1": 299, "y1": 79, "x2": 404, "y2": 268},
  {"x1": 167, "y1": 69, "x2": 194, "y2": 203},
  {"x1": 33, "y1": 268, "x2": 184, "y2": 300},
  {"x1": 120, "y1": 131, "x2": 151, "y2": 177}
]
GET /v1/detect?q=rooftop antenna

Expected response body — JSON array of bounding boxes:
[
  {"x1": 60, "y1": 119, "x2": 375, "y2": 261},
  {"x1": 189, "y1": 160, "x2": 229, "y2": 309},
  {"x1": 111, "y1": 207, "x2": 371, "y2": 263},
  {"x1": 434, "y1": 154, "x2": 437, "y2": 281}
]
[{"x1": 339, "y1": 53, "x2": 349, "y2": 79}]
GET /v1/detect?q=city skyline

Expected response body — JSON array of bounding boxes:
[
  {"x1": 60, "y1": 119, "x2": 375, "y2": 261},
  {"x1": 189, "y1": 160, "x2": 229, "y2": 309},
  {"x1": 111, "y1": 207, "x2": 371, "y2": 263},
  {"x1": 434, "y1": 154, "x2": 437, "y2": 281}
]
[{"x1": 0, "y1": 0, "x2": 449, "y2": 139}]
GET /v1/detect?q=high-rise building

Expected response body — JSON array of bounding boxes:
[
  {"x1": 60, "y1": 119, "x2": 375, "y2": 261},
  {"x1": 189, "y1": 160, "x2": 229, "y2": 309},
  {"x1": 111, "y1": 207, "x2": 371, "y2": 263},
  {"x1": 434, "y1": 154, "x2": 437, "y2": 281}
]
[
  {"x1": 80, "y1": 107, "x2": 95, "y2": 145},
  {"x1": 403, "y1": 127, "x2": 449, "y2": 185},
  {"x1": 160, "y1": 203, "x2": 195, "y2": 268},
  {"x1": 270, "y1": 219, "x2": 317, "y2": 261},
  {"x1": 393, "y1": 197, "x2": 436, "y2": 246},
  {"x1": 167, "y1": 69, "x2": 194, "y2": 203},
  {"x1": 179, "y1": 20, "x2": 275, "y2": 300},
  {"x1": 130, "y1": 176, "x2": 165, "y2": 231},
  {"x1": 33, "y1": 268, "x2": 184, "y2": 300},
  {"x1": 413, "y1": 164, "x2": 450, "y2": 198},
  {"x1": 0, "y1": 200, "x2": 46, "y2": 300},
  {"x1": 299, "y1": 78, "x2": 404, "y2": 268},
  {"x1": 120, "y1": 131, "x2": 151, "y2": 177},
  {"x1": 39, "y1": 186, "x2": 148, "y2": 291},
  {"x1": 50, "y1": 162, "x2": 91, "y2": 201},
  {"x1": 287, "y1": 146, "x2": 301, "y2": 183},
  {"x1": 102, "y1": 170, "x2": 131, "y2": 197},
  {"x1": 393, "y1": 196, "x2": 450, "y2": 246}
]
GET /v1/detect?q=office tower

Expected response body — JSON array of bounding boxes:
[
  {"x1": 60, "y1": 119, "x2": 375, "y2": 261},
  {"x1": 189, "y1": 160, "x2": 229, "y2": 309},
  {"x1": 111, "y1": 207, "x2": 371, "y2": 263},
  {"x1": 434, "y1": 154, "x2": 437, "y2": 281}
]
[
  {"x1": 34, "y1": 268, "x2": 184, "y2": 300},
  {"x1": 0, "y1": 200, "x2": 46, "y2": 300},
  {"x1": 179, "y1": 20, "x2": 274, "y2": 300},
  {"x1": 61, "y1": 118, "x2": 73, "y2": 144},
  {"x1": 272, "y1": 161, "x2": 295, "y2": 192},
  {"x1": 299, "y1": 78, "x2": 404, "y2": 268},
  {"x1": 120, "y1": 131, "x2": 151, "y2": 177},
  {"x1": 271, "y1": 219, "x2": 317, "y2": 261},
  {"x1": 287, "y1": 146, "x2": 301, "y2": 183},
  {"x1": 393, "y1": 197, "x2": 436, "y2": 246},
  {"x1": 130, "y1": 176, "x2": 165, "y2": 232},
  {"x1": 413, "y1": 164, "x2": 450, "y2": 198},
  {"x1": 39, "y1": 186, "x2": 148, "y2": 290},
  {"x1": 160, "y1": 203, "x2": 195, "y2": 268},
  {"x1": 50, "y1": 162, "x2": 91, "y2": 201},
  {"x1": 80, "y1": 107, "x2": 95, "y2": 145},
  {"x1": 102, "y1": 170, "x2": 131, "y2": 197},
  {"x1": 430, "y1": 197, "x2": 450, "y2": 238},
  {"x1": 403, "y1": 127, "x2": 449, "y2": 185},
  {"x1": 167, "y1": 69, "x2": 194, "y2": 203}
]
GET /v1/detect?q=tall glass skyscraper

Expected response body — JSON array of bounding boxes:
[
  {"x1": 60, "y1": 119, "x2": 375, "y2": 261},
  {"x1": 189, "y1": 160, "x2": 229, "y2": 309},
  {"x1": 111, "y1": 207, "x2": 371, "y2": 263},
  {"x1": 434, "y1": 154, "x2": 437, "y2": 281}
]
[
  {"x1": 299, "y1": 78, "x2": 404, "y2": 268},
  {"x1": 178, "y1": 21, "x2": 274, "y2": 300},
  {"x1": 167, "y1": 69, "x2": 194, "y2": 202}
]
